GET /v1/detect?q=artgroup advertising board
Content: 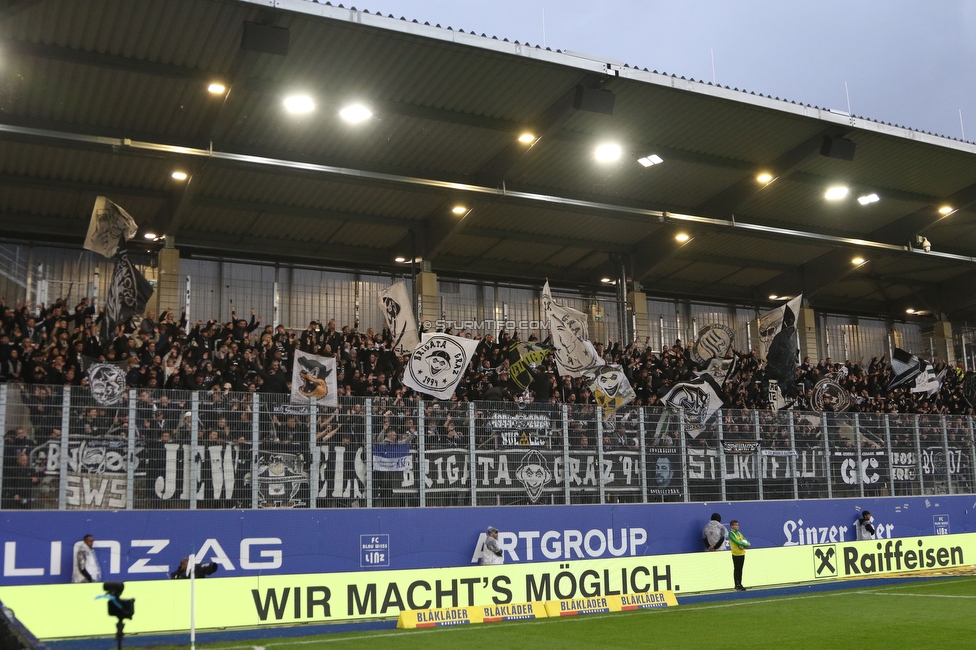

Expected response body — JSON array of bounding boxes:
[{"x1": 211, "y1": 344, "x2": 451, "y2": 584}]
[
  {"x1": 2, "y1": 533, "x2": 974, "y2": 639},
  {"x1": 2, "y1": 495, "x2": 975, "y2": 587}
]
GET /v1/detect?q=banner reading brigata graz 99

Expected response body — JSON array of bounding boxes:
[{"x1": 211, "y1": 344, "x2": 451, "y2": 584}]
[{"x1": 1, "y1": 495, "x2": 974, "y2": 586}]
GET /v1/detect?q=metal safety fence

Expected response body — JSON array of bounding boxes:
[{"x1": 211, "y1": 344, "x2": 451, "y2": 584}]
[{"x1": 1, "y1": 385, "x2": 974, "y2": 510}]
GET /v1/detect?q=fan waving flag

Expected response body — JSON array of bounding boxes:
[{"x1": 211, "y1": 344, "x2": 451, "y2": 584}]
[
  {"x1": 661, "y1": 374, "x2": 726, "y2": 438},
  {"x1": 379, "y1": 281, "x2": 420, "y2": 356},
  {"x1": 508, "y1": 341, "x2": 551, "y2": 390},
  {"x1": 888, "y1": 347, "x2": 923, "y2": 391},
  {"x1": 84, "y1": 196, "x2": 139, "y2": 259},
  {"x1": 85, "y1": 361, "x2": 129, "y2": 406},
  {"x1": 586, "y1": 363, "x2": 636, "y2": 416},
  {"x1": 101, "y1": 251, "x2": 153, "y2": 341},
  {"x1": 542, "y1": 281, "x2": 604, "y2": 377},
  {"x1": 911, "y1": 361, "x2": 943, "y2": 397},
  {"x1": 403, "y1": 333, "x2": 479, "y2": 400},
  {"x1": 759, "y1": 295, "x2": 802, "y2": 397},
  {"x1": 291, "y1": 350, "x2": 338, "y2": 406}
]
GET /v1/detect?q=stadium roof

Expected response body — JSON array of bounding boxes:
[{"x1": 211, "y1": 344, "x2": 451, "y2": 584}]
[{"x1": 2, "y1": 0, "x2": 976, "y2": 319}]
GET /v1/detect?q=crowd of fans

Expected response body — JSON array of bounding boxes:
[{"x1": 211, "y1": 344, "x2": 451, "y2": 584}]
[
  {"x1": 3, "y1": 295, "x2": 974, "y2": 508},
  {"x1": 0, "y1": 295, "x2": 971, "y2": 415}
]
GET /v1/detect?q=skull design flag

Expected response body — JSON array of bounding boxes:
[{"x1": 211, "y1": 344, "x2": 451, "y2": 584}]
[
  {"x1": 586, "y1": 363, "x2": 636, "y2": 417},
  {"x1": 660, "y1": 374, "x2": 726, "y2": 438}
]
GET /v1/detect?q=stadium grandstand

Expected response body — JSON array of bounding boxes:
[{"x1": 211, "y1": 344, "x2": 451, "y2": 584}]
[{"x1": 0, "y1": 0, "x2": 975, "y2": 646}]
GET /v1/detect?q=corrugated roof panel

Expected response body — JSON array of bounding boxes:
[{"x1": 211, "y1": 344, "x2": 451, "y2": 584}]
[
  {"x1": 714, "y1": 267, "x2": 782, "y2": 287},
  {"x1": 328, "y1": 221, "x2": 408, "y2": 249},
  {"x1": 439, "y1": 233, "x2": 503, "y2": 259},
  {"x1": 803, "y1": 132, "x2": 976, "y2": 199},
  {"x1": 468, "y1": 203, "x2": 655, "y2": 244},
  {"x1": 0, "y1": 142, "x2": 173, "y2": 191},
  {"x1": 567, "y1": 81, "x2": 827, "y2": 165},
  {"x1": 666, "y1": 261, "x2": 741, "y2": 284},
  {"x1": 688, "y1": 233, "x2": 831, "y2": 266},
  {"x1": 476, "y1": 238, "x2": 564, "y2": 263},
  {"x1": 542, "y1": 246, "x2": 597, "y2": 267},
  {"x1": 197, "y1": 167, "x2": 440, "y2": 219}
]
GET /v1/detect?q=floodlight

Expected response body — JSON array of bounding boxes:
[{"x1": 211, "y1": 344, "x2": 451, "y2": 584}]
[
  {"x1": 757, "y1": 173, "x2": 773, "y2": 183},
  {"x1": 857, "y1": 193, "x2": 879, "y2": 205},
  {"x1": 594, "y1": 143, "x2": 622, "y2": 163},
  {"x1": 171, "y1": 171, "x2": 188, "y2": 181},
  {"x1": 283, "y1": 95, "x2": 314, "y2": 113},
  {"x1": 207, "y1": 83, "x2": 226, "y2": 94},
  {"x1": 339, "y1": 103, "x2": 372, "y2": 123},
  {"x1": 825, "y1": 186, "x2": 849, "y2": 200}
]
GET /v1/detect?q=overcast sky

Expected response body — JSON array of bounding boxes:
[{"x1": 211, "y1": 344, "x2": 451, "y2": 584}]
[{"x1": 359, "y1": 0, "x2": 976, "y2": 141}]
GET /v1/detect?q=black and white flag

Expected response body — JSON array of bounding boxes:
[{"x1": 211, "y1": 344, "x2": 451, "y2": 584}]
[
  {"x1": 586, "y1": 364, "x2": 636, "y2": 416},
  {"x1": 84, "y1": 196, "x2": 138, "y2": 259},
  {"x1": 811, "y1": 372, "x2": 853, "y2": 412},
  {"x1": 759, "y1": 295, "x2": 801, "y2": 396},
  {"x1": 964, "y1": 372, "x2": 976, "y2": 409},
  {"x1": 291, "y1": 350, "x2": 338, "y2": 406},
  {"x1": 690, "y1": 324, "x2": 735, "y2": 365},
  {"x1": 101, "y1": 252, "x2": 154, "y2": 341},
  {"x1": 403, "y1": 333, "x2": 479, "y2": 400},
  {"x1": 695, "y1": 355, "x2": 738, "y2": 383},
  {"x1": 888, "y1": 347, "x2": 923, "y2": 391},
  {"x1": 86, "y1": 362, "x2": 128, "y2": 406},
  {"x1": 379, "y1": 281, "x2": 420, "y2": 356},
  {"x1": 660, "y1": 374, "x2": 726, "y2": 438},
  {"x1": 542, "y1": 281, "x2": 604, "y2": 377},
  {"x1": 911, "y1": 361, "x2": 943, "y2": 396}
]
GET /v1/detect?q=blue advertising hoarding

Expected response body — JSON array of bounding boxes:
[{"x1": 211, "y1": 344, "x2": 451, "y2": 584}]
[{"x1": 1, "y1": 495, "x2": 973, "y2": 586}]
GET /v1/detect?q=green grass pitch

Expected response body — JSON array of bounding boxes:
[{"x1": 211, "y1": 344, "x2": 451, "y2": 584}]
[{"x1": 136, "y1": 577, "x2": 976, "y2": 649}]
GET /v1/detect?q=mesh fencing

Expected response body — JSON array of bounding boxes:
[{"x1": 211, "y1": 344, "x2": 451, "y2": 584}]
[{"x1": 2, "y1": 384, "x2": 975, "y2": 510}]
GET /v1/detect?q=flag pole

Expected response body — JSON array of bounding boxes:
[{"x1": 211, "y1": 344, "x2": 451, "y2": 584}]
[{"x1": 189, "y1": 551, "x2": 196, "y2": 650}]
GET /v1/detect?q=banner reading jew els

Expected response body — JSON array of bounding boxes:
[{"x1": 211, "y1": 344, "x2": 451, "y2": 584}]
[
  {"x1": 403, "y1": 333, "x2": 480, "y2": 400},
  {"x1": 291, "y1": 350, "x2": 338, "y2": 406},
  {"x1": 380, "y1": 281, "x2": 421, "y2": 356}
]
